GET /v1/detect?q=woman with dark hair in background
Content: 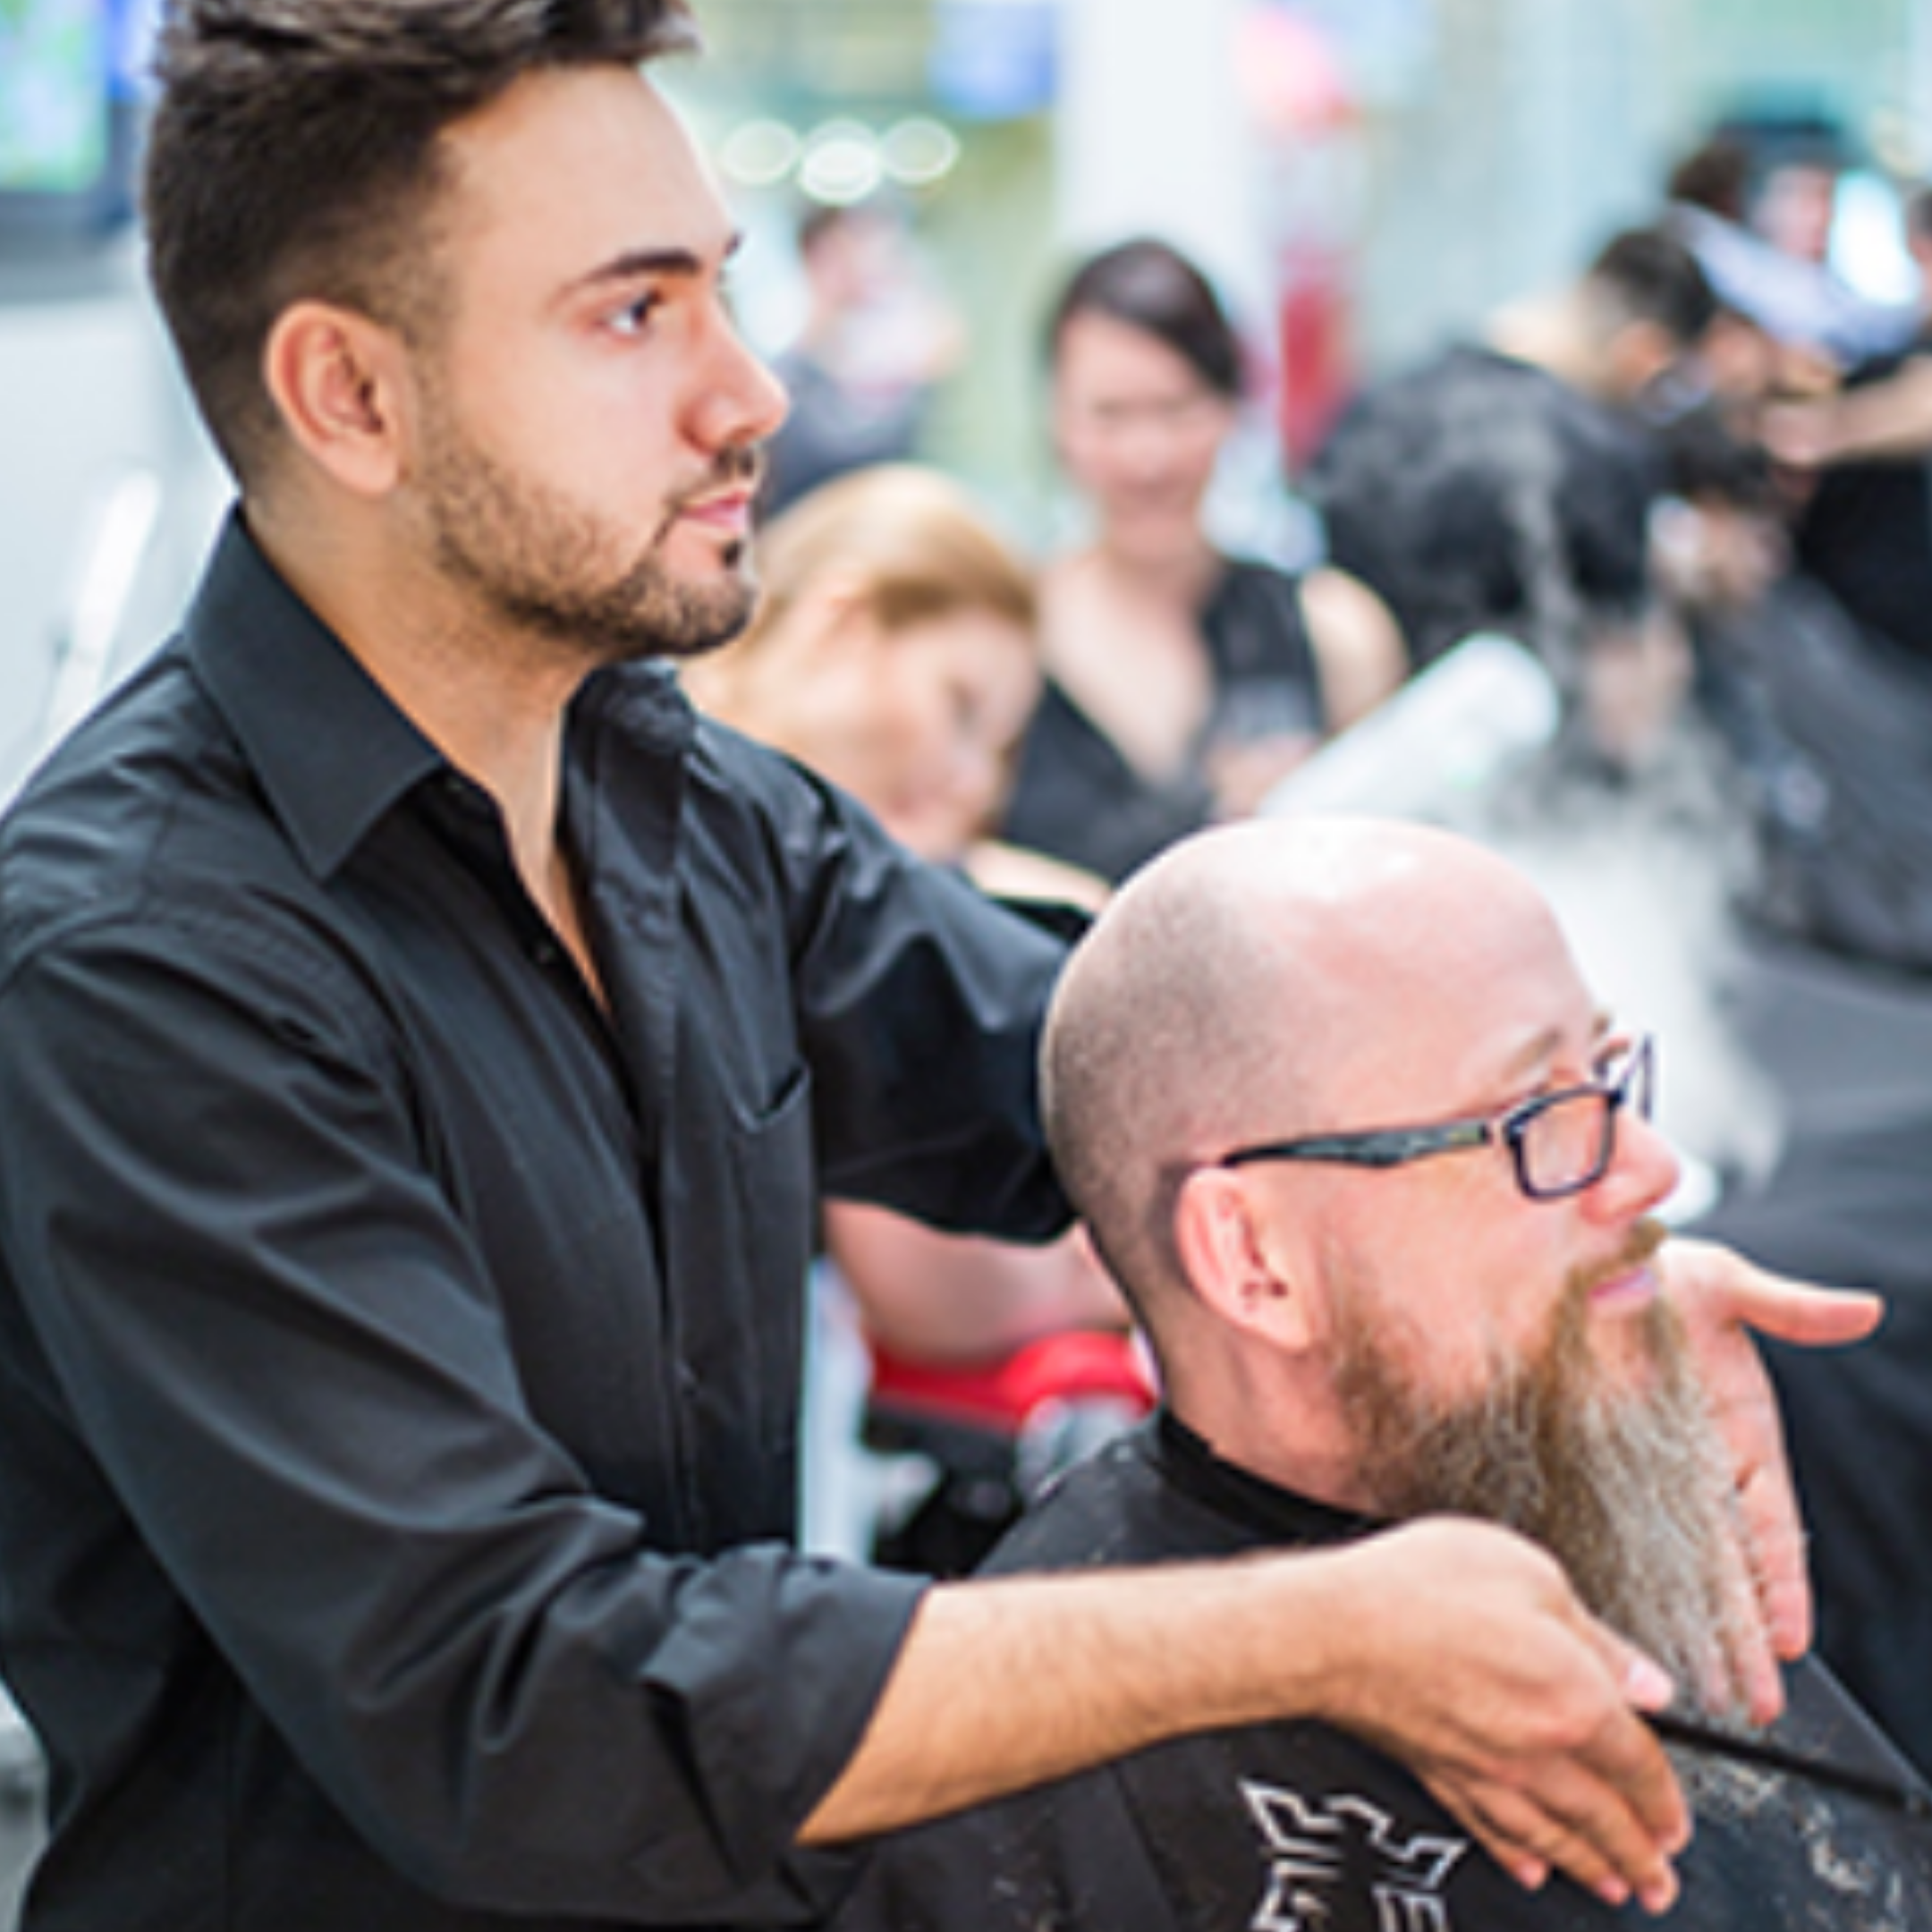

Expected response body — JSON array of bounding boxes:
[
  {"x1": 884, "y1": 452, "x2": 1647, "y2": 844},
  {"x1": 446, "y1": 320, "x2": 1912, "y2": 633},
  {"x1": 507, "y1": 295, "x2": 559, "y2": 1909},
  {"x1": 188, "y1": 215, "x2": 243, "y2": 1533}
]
[{"x1": 1003, "y1": 237, "x2": 1403, "y2": 884}]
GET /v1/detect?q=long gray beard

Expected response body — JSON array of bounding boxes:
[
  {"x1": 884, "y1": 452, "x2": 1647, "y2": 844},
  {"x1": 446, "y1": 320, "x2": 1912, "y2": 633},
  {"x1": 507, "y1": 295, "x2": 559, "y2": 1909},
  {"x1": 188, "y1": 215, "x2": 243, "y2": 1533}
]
[{"x1": 1336, "y1": 1275, "x2": 1758, "y2": 1722}]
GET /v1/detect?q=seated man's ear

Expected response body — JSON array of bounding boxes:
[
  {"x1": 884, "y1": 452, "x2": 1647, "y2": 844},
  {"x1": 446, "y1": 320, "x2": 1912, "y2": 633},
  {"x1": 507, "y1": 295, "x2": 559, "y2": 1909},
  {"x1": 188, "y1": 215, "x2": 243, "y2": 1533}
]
[{"x1": 1173, "y1": 1166, "x2": 1318, "y2": 1353}]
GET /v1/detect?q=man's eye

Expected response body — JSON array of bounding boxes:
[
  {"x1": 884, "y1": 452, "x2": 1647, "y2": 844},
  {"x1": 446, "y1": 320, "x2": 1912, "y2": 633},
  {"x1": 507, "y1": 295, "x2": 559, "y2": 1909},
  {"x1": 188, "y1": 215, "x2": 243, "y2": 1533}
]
[{"x1": 610, "y1": 292, "x2": 661, "y2": 336}]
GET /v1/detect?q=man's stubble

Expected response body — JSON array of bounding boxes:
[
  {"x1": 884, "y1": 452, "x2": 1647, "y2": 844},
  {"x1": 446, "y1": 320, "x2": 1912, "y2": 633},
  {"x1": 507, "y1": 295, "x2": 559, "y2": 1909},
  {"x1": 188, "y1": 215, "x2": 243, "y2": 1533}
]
[{"x1": 415, "y1": 375, "x2": 761, "y2": 667}]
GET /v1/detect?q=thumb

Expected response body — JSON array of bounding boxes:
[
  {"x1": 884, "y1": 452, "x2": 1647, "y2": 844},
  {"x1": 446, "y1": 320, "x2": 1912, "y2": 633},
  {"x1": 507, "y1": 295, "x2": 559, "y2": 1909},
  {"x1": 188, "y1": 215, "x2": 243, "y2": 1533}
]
[{"x1": 1592, "y1": 1628, "x2": 1675, "y2": 1715}]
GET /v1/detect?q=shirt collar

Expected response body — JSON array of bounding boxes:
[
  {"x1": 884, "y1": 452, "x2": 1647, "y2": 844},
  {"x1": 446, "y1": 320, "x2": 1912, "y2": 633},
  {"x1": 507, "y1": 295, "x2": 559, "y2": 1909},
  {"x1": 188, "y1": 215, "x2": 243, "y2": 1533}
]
[
  {"x1": 184, "y1": 509, "x2": 705, "y2": 879},
  {"x1": 1154, "y1": 1409, "x2": 1384, "y2": 1549},
  {"x1": 182, "y1": 510, "x2": 453, "y2": 881}
]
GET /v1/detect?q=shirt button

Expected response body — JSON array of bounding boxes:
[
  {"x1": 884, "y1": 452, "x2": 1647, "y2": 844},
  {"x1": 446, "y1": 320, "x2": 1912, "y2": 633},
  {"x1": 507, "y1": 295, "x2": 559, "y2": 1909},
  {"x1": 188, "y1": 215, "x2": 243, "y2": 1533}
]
[{"x1": 531, "y1": 936, "x2": 561, "y2": 969}]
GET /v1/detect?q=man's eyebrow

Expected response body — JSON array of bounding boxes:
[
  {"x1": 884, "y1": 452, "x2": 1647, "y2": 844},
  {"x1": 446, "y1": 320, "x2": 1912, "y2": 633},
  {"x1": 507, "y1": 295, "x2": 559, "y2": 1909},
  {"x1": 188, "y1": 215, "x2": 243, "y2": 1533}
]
[
  {"x1": 569, "y1": 231, "x2": 744, "y2": 294},
  {"x1": 1492, "y1": 1012, "x2": 1613, "y2": 1091}
]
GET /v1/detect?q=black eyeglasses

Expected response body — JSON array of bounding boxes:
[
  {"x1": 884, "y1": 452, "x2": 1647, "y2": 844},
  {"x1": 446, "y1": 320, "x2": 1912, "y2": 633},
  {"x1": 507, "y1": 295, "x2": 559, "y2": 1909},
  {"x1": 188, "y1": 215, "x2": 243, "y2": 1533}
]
[{"x1": 1217, "y1": 1035, "x2": 1656, "y2": 1204}]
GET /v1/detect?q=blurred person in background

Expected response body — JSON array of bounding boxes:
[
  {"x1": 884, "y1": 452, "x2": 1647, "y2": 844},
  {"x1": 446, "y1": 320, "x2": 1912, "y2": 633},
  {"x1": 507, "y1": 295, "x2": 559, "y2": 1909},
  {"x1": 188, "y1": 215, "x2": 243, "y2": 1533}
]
[
  {"x1": 1309, "y1": 227, "x2": 1716, "y2": 691},
  {"x1": 760, "y1": 200, "x2": 967, "y2": 519},
  {"x1": 1654, "y1": 399, "x2": 1932, "y2": 977},
  {"x1": 1664, "y1": 128, "x2": 1913, "y2": 377},
  {"x1": 1000, "y1": 237, "x2": 1405, "y2": 886},
  {"x1": 1764, "y1": 185, "x2": 1932, "y2": 669},
  {"x1": 686, "y1": 466, "x2": 1147, "y2": 1576},
  {"x1": 1485, "y1": 228, "x2": 1726, "y2": 419}
]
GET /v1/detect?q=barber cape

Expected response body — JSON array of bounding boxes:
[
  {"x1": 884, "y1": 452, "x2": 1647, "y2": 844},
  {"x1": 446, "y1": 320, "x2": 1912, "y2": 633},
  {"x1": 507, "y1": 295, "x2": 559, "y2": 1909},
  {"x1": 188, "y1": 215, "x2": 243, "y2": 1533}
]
[{"x1": 831, "y1": 1415, "x2": 1932, "y2": 1931}]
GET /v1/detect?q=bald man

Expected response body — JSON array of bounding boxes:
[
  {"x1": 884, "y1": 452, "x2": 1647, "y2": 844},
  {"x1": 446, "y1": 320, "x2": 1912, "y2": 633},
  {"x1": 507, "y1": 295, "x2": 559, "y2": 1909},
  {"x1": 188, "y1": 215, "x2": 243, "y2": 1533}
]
[{"x1": 833, "y1": 818, "x2": 1929, "y2": 1931}]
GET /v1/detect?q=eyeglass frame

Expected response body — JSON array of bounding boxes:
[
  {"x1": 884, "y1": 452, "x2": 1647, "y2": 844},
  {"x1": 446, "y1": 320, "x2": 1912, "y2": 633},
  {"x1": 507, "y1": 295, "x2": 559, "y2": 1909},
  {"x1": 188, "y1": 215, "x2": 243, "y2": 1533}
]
[{"x1": 1215, "y1": 1034, "x2": 1656, "y2": 1204}]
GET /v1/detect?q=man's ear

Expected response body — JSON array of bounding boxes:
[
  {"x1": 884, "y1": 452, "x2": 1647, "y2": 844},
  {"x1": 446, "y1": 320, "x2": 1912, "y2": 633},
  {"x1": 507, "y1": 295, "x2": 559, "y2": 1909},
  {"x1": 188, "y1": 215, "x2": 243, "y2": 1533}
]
[
  {"x1": 260, "y1": 301, "x2": 411, "y2": 499},
  {"x1": 1172, "y1": 1165, "x2": 1318, "y2": 1353}
]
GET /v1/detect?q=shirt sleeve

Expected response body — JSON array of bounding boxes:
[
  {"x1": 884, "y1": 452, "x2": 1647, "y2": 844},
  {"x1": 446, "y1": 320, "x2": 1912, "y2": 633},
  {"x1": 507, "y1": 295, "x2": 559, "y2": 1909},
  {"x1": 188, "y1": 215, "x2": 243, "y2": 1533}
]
[
  {"x1": 0, "y1": 905, "x2": 926, "y2": 1925},
  {"x1": 752, "y1": 750, "x2": 1076, "y2": 1240}
]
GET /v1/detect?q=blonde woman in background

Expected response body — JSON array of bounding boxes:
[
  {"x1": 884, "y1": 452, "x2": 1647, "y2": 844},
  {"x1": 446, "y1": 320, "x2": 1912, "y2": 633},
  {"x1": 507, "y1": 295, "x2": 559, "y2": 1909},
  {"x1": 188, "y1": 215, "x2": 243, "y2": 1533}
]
[{"x1": 690, "y1": 466, "x2": 1098, "y2": 909}]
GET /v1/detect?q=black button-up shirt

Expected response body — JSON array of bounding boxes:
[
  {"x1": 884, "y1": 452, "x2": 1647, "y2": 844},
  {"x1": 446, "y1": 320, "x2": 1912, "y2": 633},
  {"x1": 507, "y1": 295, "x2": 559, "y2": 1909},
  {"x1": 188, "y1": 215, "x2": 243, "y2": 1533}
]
[{"x1": 0, "y1": 516, "x2": 1071, "y2": 1928}]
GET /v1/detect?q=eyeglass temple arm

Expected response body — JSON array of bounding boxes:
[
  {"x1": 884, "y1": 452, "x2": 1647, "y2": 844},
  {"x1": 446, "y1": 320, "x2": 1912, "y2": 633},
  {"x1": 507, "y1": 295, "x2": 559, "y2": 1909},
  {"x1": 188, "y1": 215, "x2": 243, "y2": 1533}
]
[{"x1": 1223, "y1": 1123, "x2": 1492, "y2": 1170}]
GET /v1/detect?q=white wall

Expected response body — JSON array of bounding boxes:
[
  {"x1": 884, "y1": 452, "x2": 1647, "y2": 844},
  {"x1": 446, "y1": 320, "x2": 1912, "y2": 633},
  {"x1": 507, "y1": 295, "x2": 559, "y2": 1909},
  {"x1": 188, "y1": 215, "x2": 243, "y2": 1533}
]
[
  {"x1": 0, "y1": 246, "x2": 225, "y2": 805},
  {"x1": 1053, "y1": 0, "x2": 1271, "y2": 326}
]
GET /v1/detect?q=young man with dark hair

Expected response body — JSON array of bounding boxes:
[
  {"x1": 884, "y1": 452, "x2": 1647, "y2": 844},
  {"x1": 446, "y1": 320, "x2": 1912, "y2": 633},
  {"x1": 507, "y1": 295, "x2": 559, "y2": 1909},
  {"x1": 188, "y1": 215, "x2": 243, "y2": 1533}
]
[{"x1": 0, "y1": 5, "x2": 1875, "y2": 1927}]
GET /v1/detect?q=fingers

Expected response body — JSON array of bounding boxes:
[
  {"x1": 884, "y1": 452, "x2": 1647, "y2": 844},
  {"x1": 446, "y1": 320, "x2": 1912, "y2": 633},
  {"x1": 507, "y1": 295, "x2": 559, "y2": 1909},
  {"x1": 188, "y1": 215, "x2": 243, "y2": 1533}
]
[
  {"x1": 1320, "y1": 1522, "x2": 1690, "y2": 1911},
  {"x1": 1666, "y1": 1237, "x2": 1884, "y2": 1347},
  {"x1": 1701, "y1": 1361, "x2": 1807, "y2": 1665},
  {"x1": 1421, "y1": 1623, "x2": 1687, "y2": 1914},
  {"x1": 1581, "y1": 1631, "x2": 1691, "y2": 1852},
  {"x1": 1661, "y1": 1237, "x2": 1852, "y2": 1676},
  {"x1": 1445, "y1": 1633, "x2": 1689, "y2": 1913},
  {"x1": 1702, "y1": 1471, "x2": 1787, "y2": 1723},
  {"x1": 1743, "y1": 1485, "x2": 1811, "y2": 1671},
  {"x1": 1693, "y1": 1332, "x2": 1809, "y2": 1682},
  {"x1": 1721, "y1": 1567, "x2": 1784, "y2": 1725},
  {"x1": 1733, "y1": 1436, "x2": 1809, "y2": 1687},
  {"x1": 1435, "y1": 1754, "x2": 1683, "y2": 1916}
]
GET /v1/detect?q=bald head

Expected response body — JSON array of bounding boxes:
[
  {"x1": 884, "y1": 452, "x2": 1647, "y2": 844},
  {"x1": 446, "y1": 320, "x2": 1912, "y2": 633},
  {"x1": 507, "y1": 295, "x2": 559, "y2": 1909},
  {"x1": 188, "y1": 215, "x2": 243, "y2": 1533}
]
[{"x1": 1041, "y1": 818, "x2": 1576, "y2": 1319}]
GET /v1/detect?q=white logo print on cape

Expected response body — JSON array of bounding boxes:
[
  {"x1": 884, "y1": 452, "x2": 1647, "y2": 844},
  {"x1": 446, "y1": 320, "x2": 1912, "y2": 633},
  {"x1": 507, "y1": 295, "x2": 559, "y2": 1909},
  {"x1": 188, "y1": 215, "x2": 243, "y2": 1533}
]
[{"x1": 1242, "y1": 1780, "x2": 1470, "y2": 1931}]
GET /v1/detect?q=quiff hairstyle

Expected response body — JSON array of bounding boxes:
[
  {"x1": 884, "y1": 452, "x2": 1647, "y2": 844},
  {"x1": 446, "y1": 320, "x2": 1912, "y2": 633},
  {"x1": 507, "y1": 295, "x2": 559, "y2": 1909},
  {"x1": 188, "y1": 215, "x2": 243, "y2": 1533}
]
[
  {"x1": 1583, "y1": 226, "x2": 1717, "y2": 352},
  {"x1": 144, "y1": 0, "x2": 697, "y2": 484}
]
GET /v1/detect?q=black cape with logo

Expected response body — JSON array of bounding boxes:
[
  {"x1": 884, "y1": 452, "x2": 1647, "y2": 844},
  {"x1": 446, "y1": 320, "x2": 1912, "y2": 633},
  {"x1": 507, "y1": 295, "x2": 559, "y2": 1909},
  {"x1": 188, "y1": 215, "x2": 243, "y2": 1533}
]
[{"x1": 831, "y1": 1414, "x2": 1932, "y2": 1931}]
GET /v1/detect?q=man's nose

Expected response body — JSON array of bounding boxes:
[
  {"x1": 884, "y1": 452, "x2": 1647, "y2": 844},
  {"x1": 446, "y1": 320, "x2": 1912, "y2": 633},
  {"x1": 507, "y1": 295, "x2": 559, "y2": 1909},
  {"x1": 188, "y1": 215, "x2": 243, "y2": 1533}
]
[
  {"x1": 1582, "y1": 1104, "x2": 1682, "y2": 1225},
  {"x1": 691, "y1": 310, "x2": 789, "y2": 453}
]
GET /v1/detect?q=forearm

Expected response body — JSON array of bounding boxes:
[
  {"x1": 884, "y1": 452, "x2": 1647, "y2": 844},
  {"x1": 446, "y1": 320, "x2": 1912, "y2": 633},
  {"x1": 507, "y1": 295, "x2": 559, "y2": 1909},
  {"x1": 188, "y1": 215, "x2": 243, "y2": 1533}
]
[
  {"x1": 1765, "y1": 360, "x2": 1932, "y2": 467},
  {"x1": 800, "y1": 1553, "x2": 1339, "y2": 1841}
]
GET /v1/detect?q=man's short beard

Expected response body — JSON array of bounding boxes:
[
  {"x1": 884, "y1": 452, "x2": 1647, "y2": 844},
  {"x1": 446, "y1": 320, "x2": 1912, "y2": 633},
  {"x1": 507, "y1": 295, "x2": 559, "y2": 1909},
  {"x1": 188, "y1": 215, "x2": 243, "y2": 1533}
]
[
  {"x1": 419, "y1": 402, "x2": 758, "y2": 665},
  {"x1": 1333, "y1": 1225, "x2": 1759, "y2": 1721}
]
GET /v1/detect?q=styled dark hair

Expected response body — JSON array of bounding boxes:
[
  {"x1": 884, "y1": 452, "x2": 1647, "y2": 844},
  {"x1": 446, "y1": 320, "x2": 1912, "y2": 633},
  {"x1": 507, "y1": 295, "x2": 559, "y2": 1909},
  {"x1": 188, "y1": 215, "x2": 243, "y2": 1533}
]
[
  {"x1": 1667, "y1": 136, "x2": 1751, "y2": 223},
  {"x1": 1585, "y1": 227, "x2": 1718, "y2": 351},
  {"x1": 1658, "y1": 402, "x2": 1775, "y2": 513},
  {"x1": 144, "y1": 0, "x2": 697, "y2": 482},
  {"x1": 1309, "y1": 349, "x2": 1663, "y2": 674},
  {"x1": 1046, "y1": 236, "x2": 1244, "y2": 399}
]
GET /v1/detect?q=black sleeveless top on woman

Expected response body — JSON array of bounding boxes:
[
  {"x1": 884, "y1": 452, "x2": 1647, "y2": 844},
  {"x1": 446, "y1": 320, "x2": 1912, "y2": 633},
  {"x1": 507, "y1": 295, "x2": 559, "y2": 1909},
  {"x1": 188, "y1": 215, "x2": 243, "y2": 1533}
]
[{"x1": 1001, "y1": 557, "x2": 1324, "y2": 885}]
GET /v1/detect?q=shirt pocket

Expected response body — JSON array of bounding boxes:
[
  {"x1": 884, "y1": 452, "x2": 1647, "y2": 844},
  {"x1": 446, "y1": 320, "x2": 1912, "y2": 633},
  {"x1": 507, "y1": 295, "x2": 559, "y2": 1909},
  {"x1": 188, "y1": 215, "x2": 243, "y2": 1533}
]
[{"x1": 722, "y1": 1061, "x2": 817, "y2": 1471}]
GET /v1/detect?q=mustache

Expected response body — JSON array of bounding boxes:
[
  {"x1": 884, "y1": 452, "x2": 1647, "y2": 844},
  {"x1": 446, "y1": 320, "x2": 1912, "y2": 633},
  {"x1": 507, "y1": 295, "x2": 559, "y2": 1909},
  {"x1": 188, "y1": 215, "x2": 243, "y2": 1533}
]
[
  {"x1": 665, "y1": 445, "x2": 763, "y2": 515},
  {"x1": 647, "y1": 445, "x2": 764, "y2": 553},
  {"x1": 1572, "y1": 1216, "x2": 1670, "y2": 1299}
]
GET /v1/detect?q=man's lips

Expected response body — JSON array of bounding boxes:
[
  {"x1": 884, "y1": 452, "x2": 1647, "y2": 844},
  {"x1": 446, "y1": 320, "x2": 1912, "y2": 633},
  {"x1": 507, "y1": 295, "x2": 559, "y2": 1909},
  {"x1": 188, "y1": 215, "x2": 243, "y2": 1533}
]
[
  {"x1": 1584, "y1": 1217, "x2": 1669, "y2": 1309},
  {"x1": 1589, "y1": 1258, "x2": 1662, "y2": 1309},
  {"x1": 673, "y1": 487, "x2": 756, "y2": 537}
]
